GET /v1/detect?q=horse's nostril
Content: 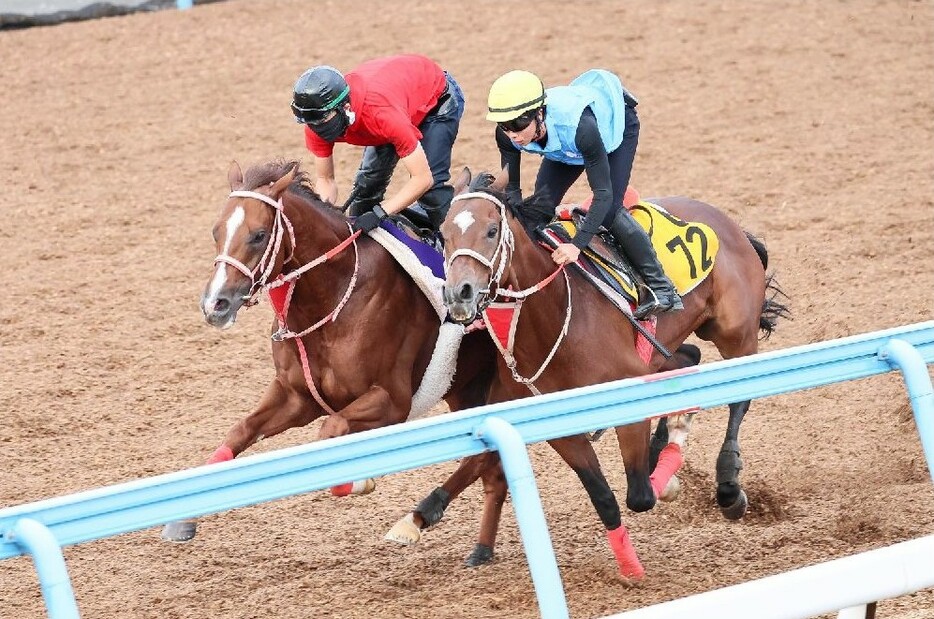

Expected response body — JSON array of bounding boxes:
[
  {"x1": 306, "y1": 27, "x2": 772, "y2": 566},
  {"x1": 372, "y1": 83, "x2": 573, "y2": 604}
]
[
  {"x1": 458, "y1": 282, "x2": 473, "y2": 302},
  {"x1": 214, "y1": 298, "x2": 230, "y2": 314}
]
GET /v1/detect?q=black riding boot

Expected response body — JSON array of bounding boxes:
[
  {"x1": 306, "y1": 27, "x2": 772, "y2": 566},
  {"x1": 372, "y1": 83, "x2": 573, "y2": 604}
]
[
  {"x1": 418, "y1": 183, "x2": 454, "y2": 233},
  {"x1": 608, "y1": 209, "x2": 683, "y2": 319}
]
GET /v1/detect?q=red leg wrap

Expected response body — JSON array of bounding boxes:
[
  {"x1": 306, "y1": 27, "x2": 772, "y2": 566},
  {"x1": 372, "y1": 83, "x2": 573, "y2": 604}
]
[
  {"x1": 606, "y1": 525, "x2": 645, "y2": 580},
  {"x1": 206, "y1": 445, "x2": 234, "y2": 465},
  {"x1": 649, "y1": 443, "x2": 683, "y2": 497},
  {"x1": 330, "y1": 482, "x2": 354, "y2": 497}
]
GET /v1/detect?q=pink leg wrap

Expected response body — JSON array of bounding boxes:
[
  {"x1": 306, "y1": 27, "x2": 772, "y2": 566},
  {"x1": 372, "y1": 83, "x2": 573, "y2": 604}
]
[
  {"x1": 206, "y1": 445, "x2": 234, "y2": 465},
  {"x1": 649, "y1": 443, "x2": 683, "y2": 497},
  {"x1": 606, "y1": 525, "x2": 644, "y2": 580},
  {"x1": 330, "y1": 482, "x2": 354, "y2": 497}
]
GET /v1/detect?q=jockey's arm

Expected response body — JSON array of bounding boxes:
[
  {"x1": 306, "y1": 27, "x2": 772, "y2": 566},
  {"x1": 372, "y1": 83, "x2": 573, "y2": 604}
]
[
  {"x1": 574, "y1": 108, "x2": 612, "y2": 249},
  {"x1": 380, "y1": 143, "x2": 433, "y2": 215},
  {"x1": 314, "y1": 155, "x2": 339, "y2": 205},
  {"x1": 550, "y1": 109, "x2": 610, "y2": 266}
]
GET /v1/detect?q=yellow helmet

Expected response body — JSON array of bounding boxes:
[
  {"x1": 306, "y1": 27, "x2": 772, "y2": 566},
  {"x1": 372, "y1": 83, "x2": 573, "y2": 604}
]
[{"x1": 486, "y1": 70, "x2": 547, "y2": 122}]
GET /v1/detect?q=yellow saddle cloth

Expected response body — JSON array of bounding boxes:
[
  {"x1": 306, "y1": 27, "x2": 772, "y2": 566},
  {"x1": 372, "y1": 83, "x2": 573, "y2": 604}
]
[{"x1": 629, "y1": 201, "x2": 719, "y2": 295}]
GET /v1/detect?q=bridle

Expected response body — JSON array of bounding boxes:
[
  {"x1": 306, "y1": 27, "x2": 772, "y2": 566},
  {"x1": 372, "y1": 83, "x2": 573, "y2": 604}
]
[
  {"x1": 444, "y1": 190, "x2": 572, "y2": 395},
  {"x1": 213, "y1": 189, "x2": 361, "y2": 311},
  {"x1": 443, "y1": 191, "x2": 515, "y2": 313},
  {"x1": 213, "y1": 189, "x2": 297, "y2": 307},
  {"x1": 444, "y1": 191, "x2": 568, "y2": 304}
]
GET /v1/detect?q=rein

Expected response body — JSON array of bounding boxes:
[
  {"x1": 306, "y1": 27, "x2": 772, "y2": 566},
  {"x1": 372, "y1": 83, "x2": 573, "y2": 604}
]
[
  {"x1": 447, "y1": 191, "x2": 572, "y2": 395},
  {"x1": 214, "y1": 188, "x2": 363, "y2": 415}
]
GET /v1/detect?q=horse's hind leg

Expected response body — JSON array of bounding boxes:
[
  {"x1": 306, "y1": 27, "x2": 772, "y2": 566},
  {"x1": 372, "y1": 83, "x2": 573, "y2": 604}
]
[
  {"x1": 384, "y1": 452, "x2": 496, "y2": 545},
  {"x1": 700, "y1": 319, "x2": 760, "y2": 520},
  {"x1": 717, "y1": 400, "x2": 750, "y2": 520},
  {"x1": 161, "y1": 378, "x2": 315, "y2": 543},
  {"x1": 649, "y1": 344, "x2": 701, "y2": 502}
]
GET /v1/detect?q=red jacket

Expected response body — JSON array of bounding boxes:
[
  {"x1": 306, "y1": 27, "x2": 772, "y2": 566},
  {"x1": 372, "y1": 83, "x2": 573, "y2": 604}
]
[{"x1": 304, "y1": 54, "x2": 447, "y2": 159}]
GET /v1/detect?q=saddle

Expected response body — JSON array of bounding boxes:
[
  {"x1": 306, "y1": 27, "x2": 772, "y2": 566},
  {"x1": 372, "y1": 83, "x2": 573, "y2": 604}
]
[
  {"x1": 539, "y1": 200, "x2": 721, "y2": 315},
  {"x1": 390, "y1": 205, "x2": 443, "y2": 252}
]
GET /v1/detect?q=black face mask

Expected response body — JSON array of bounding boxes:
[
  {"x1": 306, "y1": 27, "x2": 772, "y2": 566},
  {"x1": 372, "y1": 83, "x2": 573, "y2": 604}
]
[{"x1": 309, "y1": 110, "x2": 349, "y2": 142}]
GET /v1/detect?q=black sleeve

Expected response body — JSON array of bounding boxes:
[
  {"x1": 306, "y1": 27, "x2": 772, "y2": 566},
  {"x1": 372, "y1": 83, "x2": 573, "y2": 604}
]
[
  {"x1": 495, "y1": 126, "x2": 523, "y2": 204},
  {"x1": 571, "y1": 107, "x2": 612, "y2": 249}
]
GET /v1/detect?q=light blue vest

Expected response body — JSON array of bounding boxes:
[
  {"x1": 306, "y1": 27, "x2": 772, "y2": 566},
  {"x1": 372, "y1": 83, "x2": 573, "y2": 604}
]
[{"x1": 517, "y1": 69, "x2": 634, "y2": 165}]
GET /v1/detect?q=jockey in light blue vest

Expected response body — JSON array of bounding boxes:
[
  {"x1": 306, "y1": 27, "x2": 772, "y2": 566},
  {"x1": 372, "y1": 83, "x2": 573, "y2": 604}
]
[{"x1": 487, "y1": 69, "x2": 682, "y2": 319}]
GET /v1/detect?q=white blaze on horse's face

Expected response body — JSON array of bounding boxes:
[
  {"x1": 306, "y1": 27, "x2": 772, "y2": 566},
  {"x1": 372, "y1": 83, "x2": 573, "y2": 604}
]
[
  {"x1": 452, "y1": 210, "x2": 475, "y2": 234},
  {"x1": 202, "y1": 205, "x2": 246, "y2": 327}
]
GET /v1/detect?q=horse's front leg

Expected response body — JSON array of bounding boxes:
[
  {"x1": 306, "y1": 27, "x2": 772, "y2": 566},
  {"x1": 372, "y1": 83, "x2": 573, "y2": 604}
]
[
  {"x1": 161, "y1": 377, "x2": 316, "y2": 542},
  {"x1": 318, "y1": 385, "x2": 403, "y2": 497},
  {"x1": 549, "y1": 435, "x2": 645, "y2": 582},
  {"x1": 384, "y1": 452, "x2": 497, "y2": 546},
  {"x1": 614, "y1": 421, "x2": 657, "y2": 514},
  {"x1": 717, "y1": 399, "x2": 751, "y2": 520}
]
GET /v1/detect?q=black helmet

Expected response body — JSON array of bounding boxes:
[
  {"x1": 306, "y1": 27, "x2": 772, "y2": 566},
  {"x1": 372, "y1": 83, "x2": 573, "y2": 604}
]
[{"x1": 291, "y1": 66, "x2": 350, "y2": 124}]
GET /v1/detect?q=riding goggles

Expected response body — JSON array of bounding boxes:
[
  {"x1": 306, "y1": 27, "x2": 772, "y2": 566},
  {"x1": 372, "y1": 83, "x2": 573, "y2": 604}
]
[{"x1": 497, "y1": 110, "x2": 537, "y2": 133}]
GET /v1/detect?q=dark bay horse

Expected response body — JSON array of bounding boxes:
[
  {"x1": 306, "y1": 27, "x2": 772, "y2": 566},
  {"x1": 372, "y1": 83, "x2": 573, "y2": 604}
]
[
  {"x1": 161, "y1": 160, "x2": 495, "y2": 542},
  {"x1": 391, "y1": 170, "x2": 787, "y2": 580}
]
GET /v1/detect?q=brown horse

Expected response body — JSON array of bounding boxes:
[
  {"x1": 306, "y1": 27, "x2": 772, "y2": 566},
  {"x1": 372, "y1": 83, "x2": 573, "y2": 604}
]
[
  {"x1": 161, "y1": 160, "x2": 495, "y2": 542},
  {"x1": 389, "y1": 169, "x2": 787, "y2": 580}
]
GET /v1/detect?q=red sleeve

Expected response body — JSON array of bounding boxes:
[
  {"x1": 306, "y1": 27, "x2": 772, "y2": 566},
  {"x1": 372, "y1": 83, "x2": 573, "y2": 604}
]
[
  {"x1": 304, "y1": 125, "x2": 334, "y2": 158},
  {"x1": 371, "y1": 109, "x2": 422, "y2": 158}
]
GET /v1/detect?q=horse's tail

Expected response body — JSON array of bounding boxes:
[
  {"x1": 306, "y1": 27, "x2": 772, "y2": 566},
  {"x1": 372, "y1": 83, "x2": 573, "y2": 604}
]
[{"x1": 744, "y1": 231, "x2": 791, "y2": 339}]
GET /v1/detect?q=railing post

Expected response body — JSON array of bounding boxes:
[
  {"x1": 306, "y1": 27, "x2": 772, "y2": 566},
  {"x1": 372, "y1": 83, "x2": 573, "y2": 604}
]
[
  {"x1": 879, "y1": 339, "x2": 934, "y2": 475},
  {"x1": 475, "y1": 416, "x2": 569, "y2": 619},
  {"x1": 9, "y1": 518, "x2": 80, "y2": 619}
]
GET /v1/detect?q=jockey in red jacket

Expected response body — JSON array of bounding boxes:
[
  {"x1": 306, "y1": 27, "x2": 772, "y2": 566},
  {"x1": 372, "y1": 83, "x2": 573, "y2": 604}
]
[{"x1": 291, "y1": 54, "x2": 465, "y2": 235}]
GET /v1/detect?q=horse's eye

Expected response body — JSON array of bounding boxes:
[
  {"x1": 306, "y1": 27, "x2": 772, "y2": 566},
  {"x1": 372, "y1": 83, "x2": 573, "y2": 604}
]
[
  {"x1": 486, "y1": 224, "x2": 499, "y2": 239},
  {"x1": 249, "y1": 230, "x2": 269, "y2": 245}
]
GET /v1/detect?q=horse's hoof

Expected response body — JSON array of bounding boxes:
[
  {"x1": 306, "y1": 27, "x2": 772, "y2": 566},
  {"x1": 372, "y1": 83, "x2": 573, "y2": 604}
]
[
  {"x1": 618, "y1": 569, "x2": 646, "y2": 587},
  {"x1": 658, "y1": 475, "x2": 681, "y2": 502},
  {"x1": 720, "y1": 489, "x2": 748, "y2": 520},
  {"x1": 384, "y1": 513, "x2": 421, "y2": 545},
  {"x1": 464, "y1": 544, "x2": 494, "y2": 567},
  {"x1": 161, "y1": 520, "x2": 198, "y2": 543}
]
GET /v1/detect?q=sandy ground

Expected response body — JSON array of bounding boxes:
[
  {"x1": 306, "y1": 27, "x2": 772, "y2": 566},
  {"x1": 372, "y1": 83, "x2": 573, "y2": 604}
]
[{"x1": 0, "y1": 1, "x2": 932, "y2": 618}]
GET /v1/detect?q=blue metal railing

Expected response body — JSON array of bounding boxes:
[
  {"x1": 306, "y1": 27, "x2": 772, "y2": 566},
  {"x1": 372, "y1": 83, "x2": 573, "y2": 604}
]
[{"x1": 2, "y1": 321, "x2": 932, "y2": 618}]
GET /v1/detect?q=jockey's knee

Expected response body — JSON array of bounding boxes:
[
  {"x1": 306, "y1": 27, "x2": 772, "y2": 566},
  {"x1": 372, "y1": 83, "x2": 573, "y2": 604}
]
[{"x1": 418, "y1": 184, "x2": 454, "y2": 230}]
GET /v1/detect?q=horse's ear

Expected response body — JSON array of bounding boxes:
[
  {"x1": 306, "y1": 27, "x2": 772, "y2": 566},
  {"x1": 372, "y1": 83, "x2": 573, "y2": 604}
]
[
  {"x1": 269, "y1": 164, "x2": 297, "y2": 198},
  {"x1": 490, "y1": 165, "x2": 509, "y2": 193},
  {"x1": 452, "y1": 166, "x2": 471, "y2": 196},
  {"x1": 228, "y1": 161, "x2": 243, "y2": 190}
]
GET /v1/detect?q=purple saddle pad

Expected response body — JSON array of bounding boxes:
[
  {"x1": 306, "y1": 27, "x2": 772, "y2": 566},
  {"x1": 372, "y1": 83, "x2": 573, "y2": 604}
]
[{"x1": 377, "y1": 220, "x2": 445, "y2": 279}]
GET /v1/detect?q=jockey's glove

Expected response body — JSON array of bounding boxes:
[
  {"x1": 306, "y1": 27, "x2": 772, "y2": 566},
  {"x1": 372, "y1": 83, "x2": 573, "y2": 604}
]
[{"x1": 352, "y1": 204, "x2": 389, "y2": 233}]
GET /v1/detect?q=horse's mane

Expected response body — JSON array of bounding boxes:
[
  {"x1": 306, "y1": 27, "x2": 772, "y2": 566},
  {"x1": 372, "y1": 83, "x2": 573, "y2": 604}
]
[
  {"x1": 241, "y1": 160, "x2": 343, "y2": 218},
  {"x1": 468, "y1": 172, "x2": 556, "y2": 237}
]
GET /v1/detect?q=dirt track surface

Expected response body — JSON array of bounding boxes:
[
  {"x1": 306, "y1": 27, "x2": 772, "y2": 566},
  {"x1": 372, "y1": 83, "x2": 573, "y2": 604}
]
[{"x1": 1, "y1": 1, "x2": 933, "y2": 618}]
